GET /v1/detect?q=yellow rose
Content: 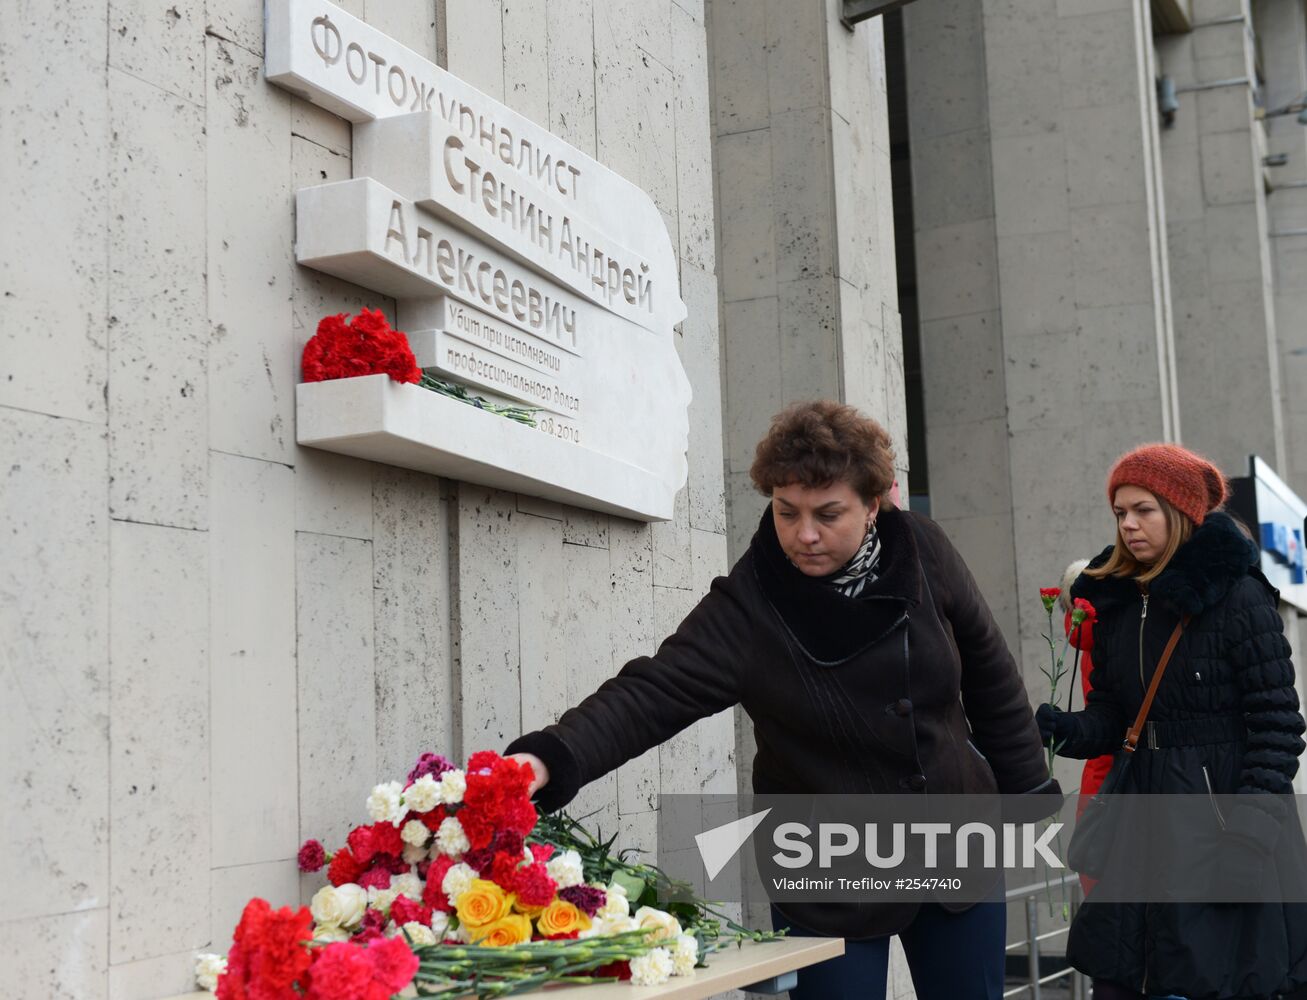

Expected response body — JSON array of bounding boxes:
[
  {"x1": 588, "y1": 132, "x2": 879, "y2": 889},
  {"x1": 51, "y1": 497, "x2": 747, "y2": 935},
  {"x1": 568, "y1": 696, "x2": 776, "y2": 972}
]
[
  {"x1": 455, "y1": 879, "x2": 513, "y2": 929},
  {"x1": 469, "y1": 913, "x2": 533, "y2": 947},
  {"x1": 512, "y1": 896, "x2": 547, "y2": 918},
  {"x1": 536, "y1": 899, "x2": 592, "y2": 938}
]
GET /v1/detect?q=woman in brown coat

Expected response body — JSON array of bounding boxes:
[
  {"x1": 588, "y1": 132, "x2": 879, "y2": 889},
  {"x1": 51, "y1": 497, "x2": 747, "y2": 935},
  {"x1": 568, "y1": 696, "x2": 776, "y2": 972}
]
[{"x1": 508, "y1": 400, "x2": 1059, "y2": 1000}]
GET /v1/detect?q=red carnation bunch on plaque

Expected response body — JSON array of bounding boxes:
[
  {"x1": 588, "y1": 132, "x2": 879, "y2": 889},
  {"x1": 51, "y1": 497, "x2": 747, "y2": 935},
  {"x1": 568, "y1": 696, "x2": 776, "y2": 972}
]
[{"x1": 300, "y1": 308, "x2": 421, "y2": 385}]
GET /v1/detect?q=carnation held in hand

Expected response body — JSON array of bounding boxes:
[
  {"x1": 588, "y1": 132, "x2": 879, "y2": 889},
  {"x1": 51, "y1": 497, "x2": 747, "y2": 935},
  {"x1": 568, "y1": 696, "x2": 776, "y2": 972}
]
[{"x1": 200, "y1": 748, "x2": 783, "y2": 998}]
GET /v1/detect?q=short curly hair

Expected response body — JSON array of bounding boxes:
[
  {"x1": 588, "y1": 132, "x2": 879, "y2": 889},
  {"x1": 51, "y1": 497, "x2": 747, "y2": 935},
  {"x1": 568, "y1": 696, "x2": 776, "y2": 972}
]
[{"x1": 749, "y1": 400, "x2": 896, "y2": 503}]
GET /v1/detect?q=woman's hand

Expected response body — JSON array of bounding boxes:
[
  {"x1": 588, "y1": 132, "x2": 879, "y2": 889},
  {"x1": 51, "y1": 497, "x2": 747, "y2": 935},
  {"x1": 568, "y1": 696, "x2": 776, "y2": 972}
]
[
  {"x1": 1035, "y1": 703, "x2": 1076, "y2": 743},
  {"x1": 508, "y1": 752, "x2": 550, "y2": 795}
]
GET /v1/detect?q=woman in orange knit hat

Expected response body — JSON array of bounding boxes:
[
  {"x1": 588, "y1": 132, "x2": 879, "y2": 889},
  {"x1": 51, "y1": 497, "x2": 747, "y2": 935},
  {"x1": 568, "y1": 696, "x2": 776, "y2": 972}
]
[{"x1": 1038, "y1": 443, "x2": 1307, "y2": 999}]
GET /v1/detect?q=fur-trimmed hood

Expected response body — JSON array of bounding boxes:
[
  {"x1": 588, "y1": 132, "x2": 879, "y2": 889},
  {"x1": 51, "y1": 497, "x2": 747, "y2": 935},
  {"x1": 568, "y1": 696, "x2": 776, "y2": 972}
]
[{"x1": 1070, "y1": 510, "x2": 1262, "y2": 616}]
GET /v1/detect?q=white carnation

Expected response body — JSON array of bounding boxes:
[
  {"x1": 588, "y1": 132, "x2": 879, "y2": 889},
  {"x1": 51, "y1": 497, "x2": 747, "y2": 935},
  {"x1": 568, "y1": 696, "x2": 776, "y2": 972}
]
[
  {"x1": 313, "y1": 925, "x2": 351, "y2": 943},
  {"x1": 435, "y1": 816, "x2": 470, "y2": 857},
  {"x1": 597, "y1": 883, "x2": 630, "y2": 919},
  {"x1": 403, "y1": 774, "x2": 441, "y2": 813},
  {"x1": 194, "y1": 953, "x2": 227, "y2": 993},
  {"x1": 441, "y1": 862, "x2": 478, "y2": 903},
  {"x1": 400, "y1": 921, "x2": 437, "y2": 946},
  {"x1": 429, "y1": 910, "x2": 451, "y2": 940},
  {"x1": 367, "y1": 780, "x2": 405, "y2": 825},
  {"x1": 629, "y1": 947, "x2": 674, "y2": 986},
  {"x1": 546, "y1": 849, "x2": 584, "y2": 889},
  {"x1": 633, "y1": 906, "x2": 681, "y2": 943},
  {"x1": 368, "y1": 885, "x2": 400, "y2": 914},
  {"x1": 392, "y1": 872, "x2": 423, "y2": 901},
  {"x1": 671, "y1": 935, "x2": 698, "y2": 976},
  {"x1": 438, "y1": 769, "x2": 467, "y2": 805},
  {"x1": 448, "y1": 920, "x2": 473, "y2": 943},
  {"x1": 311, "y1": 883, "x2": 368, "y2": 930},
  {"x1": 403, "y1": 843, "x2": 428, "y2": 865},
  {"x1": 401, "y1": 819, "x2": 430, "y2": 847}
]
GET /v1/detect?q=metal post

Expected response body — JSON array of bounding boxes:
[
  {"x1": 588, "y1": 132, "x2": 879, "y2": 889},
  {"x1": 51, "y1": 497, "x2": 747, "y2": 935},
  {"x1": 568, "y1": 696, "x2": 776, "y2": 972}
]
[
  {"x1": 1026, "y1": 895, "x2": 1041, "y2": 1000},
  {"x1": 1069, "y1": 881, "x2": 1086, "y2": 1000}
]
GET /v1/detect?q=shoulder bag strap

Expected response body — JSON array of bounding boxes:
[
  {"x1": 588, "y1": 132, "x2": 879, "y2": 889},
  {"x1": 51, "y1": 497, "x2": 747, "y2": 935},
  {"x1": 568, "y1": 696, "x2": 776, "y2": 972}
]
[{"x1": 1123, "y1": 614, "x2": 1192, "y2": 753}]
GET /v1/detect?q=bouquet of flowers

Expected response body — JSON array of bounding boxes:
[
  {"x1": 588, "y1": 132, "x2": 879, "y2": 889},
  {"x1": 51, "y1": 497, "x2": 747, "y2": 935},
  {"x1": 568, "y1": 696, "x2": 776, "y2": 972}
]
[
  {"x1": 1037, "y1": 588, "x2": 1097, "y2": 769},
  {"x1": 197, "y1": 750, "x2": 778, "y2": 998}
]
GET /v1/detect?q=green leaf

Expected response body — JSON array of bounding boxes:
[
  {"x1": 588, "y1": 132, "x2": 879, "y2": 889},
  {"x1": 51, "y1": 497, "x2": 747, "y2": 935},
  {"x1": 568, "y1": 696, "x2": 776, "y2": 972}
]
[{"x1": 611, "y1": 869, "x2": 646, "y2": 900}]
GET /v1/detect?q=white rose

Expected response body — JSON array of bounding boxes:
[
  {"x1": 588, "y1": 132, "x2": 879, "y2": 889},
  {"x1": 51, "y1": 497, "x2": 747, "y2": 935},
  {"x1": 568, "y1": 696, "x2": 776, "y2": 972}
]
[
  {"x1": 435, "y1": 816, "x2": 470, "y2": 857},
  {"x1": 671, "y1": 934, "x2": 698, "y2": 976},
  {"x1": 438, "y1": 769, "x2": 467, "y2": 805},
  {"x1": 403, "y1": 843, "x2": 428, "y2": 865},
  {"x1": 367, "y1": 780, "x2": 405, "y2": 825},
  {"x1": 441, "y1": 862, "x2": 477, "y2": 903},
  {"x1": 403, "y1": 774, "x2": 441, "y2": 813},
  {"x1": 194, "y1": 953, "x2": 227, "y2": 993},
  {"x1": 597, "y1": 883, "x2": 630, "y2": 919},
  {"x1": 580, "y1": 914, "x2": 638, "y2": 939},
  {"x1": 400, "y1": 921, "x2": 438, "y2": 947},
  {"x1": 633, "y1": 906, "x2": 681, "y2": 943},
  {"x1": 546, "y1": 849, "x2": 584, "y2": 889},
  {"x1": 392, "y1": 872, "x2": 423, "y2": 901},
  {"x1": 401, "y1": 819, "x2": 430, "y2": 847},
  {"x1": 429, "y1": 910, "x2": 450, "y2": 940},
  {"x1": 311, "y1": 884, "x2": 368, "y2": 930},
  {"x1": 313, "y1": 925, "x2": 351, "y2": 943},
  {"x1": 629, "y1": 947, "x2": 674, "y2": 986}
]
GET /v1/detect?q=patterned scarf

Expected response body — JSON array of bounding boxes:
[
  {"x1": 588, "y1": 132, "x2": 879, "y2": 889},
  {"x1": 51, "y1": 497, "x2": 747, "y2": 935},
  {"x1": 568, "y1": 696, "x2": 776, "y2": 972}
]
[{"x1": 828, "y1": 522, "x2": 882, "y2": 598}]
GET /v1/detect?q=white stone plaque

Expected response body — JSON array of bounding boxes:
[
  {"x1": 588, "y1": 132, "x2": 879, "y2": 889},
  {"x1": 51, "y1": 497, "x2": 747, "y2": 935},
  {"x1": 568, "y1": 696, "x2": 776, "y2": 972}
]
[{"x1": 267, "y1": 0, "x2": 691, "y2": 521}]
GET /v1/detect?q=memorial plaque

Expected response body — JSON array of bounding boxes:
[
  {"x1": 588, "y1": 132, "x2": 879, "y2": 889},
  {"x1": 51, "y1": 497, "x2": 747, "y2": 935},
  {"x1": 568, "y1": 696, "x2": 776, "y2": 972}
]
[{"x1": 268, "y1": 0, "x2": 691, "y2": 521}]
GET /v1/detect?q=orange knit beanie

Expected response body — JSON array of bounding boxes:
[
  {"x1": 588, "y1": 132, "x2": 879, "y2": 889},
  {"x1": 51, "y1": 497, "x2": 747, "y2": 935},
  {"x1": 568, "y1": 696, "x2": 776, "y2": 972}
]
[{"x1": 1106, "y1": 444, "x2": 1228, "y2": 526}]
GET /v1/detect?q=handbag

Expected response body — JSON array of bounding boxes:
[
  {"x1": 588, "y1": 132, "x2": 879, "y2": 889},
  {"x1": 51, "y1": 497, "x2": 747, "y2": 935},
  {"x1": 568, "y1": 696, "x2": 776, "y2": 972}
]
[{"x1": 1066, "y1": 615, "x2": 1190, "y2": 878}]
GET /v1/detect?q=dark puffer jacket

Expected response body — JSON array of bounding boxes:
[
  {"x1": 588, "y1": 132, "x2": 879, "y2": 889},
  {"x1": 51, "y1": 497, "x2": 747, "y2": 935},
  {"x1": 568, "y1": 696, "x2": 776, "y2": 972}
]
[
  {"x1": 1056, "y1": 512, "x2": 1307, "y2": 998},
  {"x1": 509, "y1": 504, "x2": 1059, "y2": 938}
]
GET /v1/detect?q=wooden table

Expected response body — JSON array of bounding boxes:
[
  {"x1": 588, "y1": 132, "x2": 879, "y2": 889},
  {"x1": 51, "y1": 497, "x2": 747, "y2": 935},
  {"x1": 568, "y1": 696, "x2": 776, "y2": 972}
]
[{"x1": 161, "y1": 936, "x2": 844, "y2": 999}]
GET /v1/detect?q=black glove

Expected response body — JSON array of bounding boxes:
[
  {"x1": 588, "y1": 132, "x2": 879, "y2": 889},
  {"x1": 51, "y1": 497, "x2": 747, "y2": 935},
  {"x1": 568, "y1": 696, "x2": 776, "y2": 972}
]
[{"x1": 1035, "y1": 703, "x2": 1076, "y2": 745}]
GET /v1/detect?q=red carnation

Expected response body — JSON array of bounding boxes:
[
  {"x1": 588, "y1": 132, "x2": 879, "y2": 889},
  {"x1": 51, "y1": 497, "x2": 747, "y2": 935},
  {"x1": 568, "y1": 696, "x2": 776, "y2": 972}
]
[
  {"x1": 356, "y1": 866, "x2": 392, "y2": 891},
  {"x1": 458, "y1": 809, "x2": 496, "y2": 852},
  {"x1": 301, "y1": 308, "x2": 421, "y2": 386},
  {"x1": 559, "y1": 884, "x2": 606, "y2": 917},
  {"x1": 530, "y1": 842, "x2": 555, "y2": 864},
  {"x1": 1072, "y1": 597, "x2": 1098, "y2": 625},
  {"x1": 422, "y1": 856, "x2": 455, "y2": 912},
  {"x1": 419, "y1": 805, "x2": 448, "y2": 833},
  {"x1": 1039, "y1": 587, "x2": 1061, "y2": 611},
  {"x1": 217, "y1": 898, "x2": 314, "y2": 1000},
  {"x1": 466, "y1": 750, "x2": 502, "y2": 773},
  {"x1": 367, "y1": 935, "x2": 420, "y2": 992},
  {"x1": 389, "y1": 895, "x2": 433, "y2": 929},
  {"x1": 297, "y1": 839, "x2": 327, "y2": 873},
  {"x1": 303, "y1": 937, "x2": 415, "y2": 1000},
  {"x1": 348, "y1": 823, "x2": 403, "y2": 866},
  {"x1": 591, "y1": 960, "x2": 632, "y2": 981},
  {"x1": 489, "y1": 852, "x2": 523, "y2": 892},
  {"x1": 512, "y1": 862, "x2": 558, "y2": 909},
  {"x1": 327, "y1": 847, "x2": 365, "y2": 888},
  {"x1": 303, "y1": 942, "x2": 376, "y2": 1000}
]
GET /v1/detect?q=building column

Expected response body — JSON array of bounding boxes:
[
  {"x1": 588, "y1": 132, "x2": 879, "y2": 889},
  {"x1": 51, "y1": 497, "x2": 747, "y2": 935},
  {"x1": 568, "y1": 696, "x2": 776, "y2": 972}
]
[
  {"x1": 903, "y1": 0, "x2": 1179, "y2": 686},
  {"x1": 1157, "y1": 0, "x2": 1287, "y2": 475}
]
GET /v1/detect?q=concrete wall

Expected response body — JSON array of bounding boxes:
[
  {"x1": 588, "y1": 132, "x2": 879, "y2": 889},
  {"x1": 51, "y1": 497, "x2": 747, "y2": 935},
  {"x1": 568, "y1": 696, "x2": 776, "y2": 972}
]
[
  {"x1": 1157, "y1": 0, "x2": 1287, "y2": 476},
  {"x1": 0, "y1": 1, "x2": 734, "y2": 997},
  {"x1": 710, "y1": 0, "x2": 908, "y2": 566},
  {"x1": 903, "y1": 0, "x2": 1182, "y2": 735},
  {"x1": 1257, "y1": 0, "x2": 1307, "y2": 499}
]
